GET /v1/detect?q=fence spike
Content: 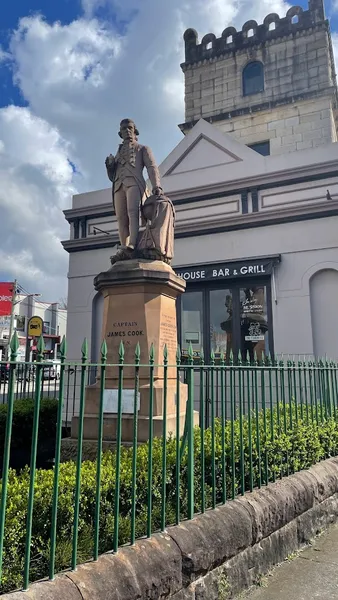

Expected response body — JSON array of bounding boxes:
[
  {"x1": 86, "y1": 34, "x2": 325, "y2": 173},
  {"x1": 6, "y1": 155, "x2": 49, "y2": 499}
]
[
  {"x1": 163, "y1": 344, "x2": 168, "y2": 362},
  {"x1": 238, "y1": 349, "x2": 242, "y2": 365},
  {"x1": 10, "y1": 331, "x2": 19, "y2": 355},
  {"x1": 119, "y1": 341, "x2": 125, "y2": 361},
  {"x1": 100, "y1": 339, "x2": 107, "y2": 361},
  {"x1": 210, "y1": 348, "x2": 215, "y2": 363},
  {"x1": 37, "y1": 334, "x2": 45, "y2": 358},
  {"x1": 230, "y1": 349, "x2": 234, "y2": 365},
  {"x1": 176, "y1": 344, "x2": 181, "y2": 364},
  {"x1": 200, "y1": 346, "x2": 204, "y2": 365},
  {"x1": 60, "y1": 335, "x2": 67, "y2": 359},
  {"x1": 81, "y1": 338, "x2": 88, "y2": 360},
  {"x1": 149, "y1": 343, "x2": 155, "y2": 362},
  {"x1": 135, "y1": 342, "x2": 141, "y2": 361},
  {"x1": 220, "y1": 349, "x2": 225, "y2": 365},
  {"x1": 188, "y1": 342, "x2": 194, "y2": 361}
]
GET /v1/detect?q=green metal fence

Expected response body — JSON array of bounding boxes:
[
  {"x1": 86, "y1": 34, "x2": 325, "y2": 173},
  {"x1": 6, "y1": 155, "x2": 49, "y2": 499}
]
[{"x1": 0, "y1": 331, "x2": 337, "y2": 592}]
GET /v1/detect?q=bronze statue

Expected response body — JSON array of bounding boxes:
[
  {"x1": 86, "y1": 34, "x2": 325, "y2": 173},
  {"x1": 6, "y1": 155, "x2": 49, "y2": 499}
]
[{"x1": 105, "y1": 119, "x2": 162, "y2": 261}]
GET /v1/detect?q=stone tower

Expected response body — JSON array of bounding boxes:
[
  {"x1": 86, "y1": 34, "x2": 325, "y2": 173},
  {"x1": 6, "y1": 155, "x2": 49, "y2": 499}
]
[{"x1": 180, "y1": 0, "x2": 338, "y2": 155}]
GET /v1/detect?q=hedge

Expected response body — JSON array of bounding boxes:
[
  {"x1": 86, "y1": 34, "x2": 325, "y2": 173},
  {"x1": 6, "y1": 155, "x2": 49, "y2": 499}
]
[
  {"x1": 0, "y1": 399, "x2": 58, "y2": 471},
  {"x1": 1, "y1": 404, "x2": 338, "y2": 593}
]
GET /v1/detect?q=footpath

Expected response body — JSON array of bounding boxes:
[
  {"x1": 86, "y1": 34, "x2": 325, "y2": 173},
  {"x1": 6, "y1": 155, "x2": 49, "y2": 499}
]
[{"x1": 240, "y1": 523, "x2": 338, "y2": 600}]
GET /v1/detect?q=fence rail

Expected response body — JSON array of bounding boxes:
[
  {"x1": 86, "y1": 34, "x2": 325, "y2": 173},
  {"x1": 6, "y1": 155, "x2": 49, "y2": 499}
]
[{"x1": 0, "y1": 332, "x2": 337, "y2": 593}]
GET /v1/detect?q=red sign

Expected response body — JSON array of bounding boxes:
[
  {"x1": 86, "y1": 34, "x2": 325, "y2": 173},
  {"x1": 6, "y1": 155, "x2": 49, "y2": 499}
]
[{"x1": 0, "y1": 282, "x2": 14, "y2": 316}]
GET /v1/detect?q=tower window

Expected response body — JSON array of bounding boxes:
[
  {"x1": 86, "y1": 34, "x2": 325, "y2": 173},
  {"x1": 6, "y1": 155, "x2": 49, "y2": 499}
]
[
  {"x1": 226, "y1": 35, "x2": 233, "y2": 44},
  {"x1": 206, "y1": 42, "x2": 212, "y2": 50},
  {"x1": 291, "y1": 14, "x2": 299, "y2": 24},
  {"x1": 243, "y1": 61, "x2": 264, "y2": 96},
  {"x1": 269, "y1": 22, "x2": 276, "y2": 30},
  {"x1": 247, "y1": 28, "x2": 254, "y2": 37}
]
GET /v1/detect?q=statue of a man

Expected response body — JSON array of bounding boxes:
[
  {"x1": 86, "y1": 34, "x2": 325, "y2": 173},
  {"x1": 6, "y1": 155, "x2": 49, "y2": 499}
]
[{"x1": 105, "y1": 119, "x2": 163, "y2": 257}]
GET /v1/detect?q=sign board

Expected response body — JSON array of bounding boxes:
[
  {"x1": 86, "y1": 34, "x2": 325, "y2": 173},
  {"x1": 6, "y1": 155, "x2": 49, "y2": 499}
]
[
  {"x1": 245, "y1": 335, "x2": 265, "y2": 342},
  {"x1": 103, "y1": 389, "x2": 140, "y2": 414},
  {"x1": 175, "y1": 257, "x2": 280, "y2": 282},
  {"x1": 28, "y1": 316, "x2": 43, "y2": 337},
  {"x1": 0, "y1": 282, "x2": 14, "y2": 316}
]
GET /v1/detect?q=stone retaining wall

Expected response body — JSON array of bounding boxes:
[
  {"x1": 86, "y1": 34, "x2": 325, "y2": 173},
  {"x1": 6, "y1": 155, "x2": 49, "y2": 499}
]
[{"x1": 4, "y1": 457, "x2": 338, "y2": 600}]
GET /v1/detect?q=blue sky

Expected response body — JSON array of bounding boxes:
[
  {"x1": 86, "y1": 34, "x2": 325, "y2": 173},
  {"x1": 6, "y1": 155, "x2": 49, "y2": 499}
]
[{"x1": 0, "y1": 0, "x2": 337, "y2": 300}]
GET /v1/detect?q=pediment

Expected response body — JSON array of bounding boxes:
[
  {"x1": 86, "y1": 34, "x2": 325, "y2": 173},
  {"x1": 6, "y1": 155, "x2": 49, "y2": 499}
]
[
  {"x1": 160, "y1": 118, "x2": 263, "y2": 179},
  {"x1": 165, "y1": 134, "x2": 242, "y2": 175}
]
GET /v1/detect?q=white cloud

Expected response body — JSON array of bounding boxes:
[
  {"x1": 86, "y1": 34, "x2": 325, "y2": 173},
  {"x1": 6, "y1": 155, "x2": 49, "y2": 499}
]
[
  {"x1": 1, "y1": 0, "x2": 293, "y2": 299},
  {"x1": 0, "y1": 106, "x2": 76, "y2": 296},
  {"x1": 332, "y1": 32, "x2": 338, "y2": 72}
]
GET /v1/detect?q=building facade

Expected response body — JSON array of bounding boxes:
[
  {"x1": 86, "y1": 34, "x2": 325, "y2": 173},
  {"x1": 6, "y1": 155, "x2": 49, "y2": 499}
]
[
  {"x1": 0, "y1": 293, "x2": 67, "y2": 362},
  {"x1": 62, "y1": 0, "x2": 338, "y2": 364}
]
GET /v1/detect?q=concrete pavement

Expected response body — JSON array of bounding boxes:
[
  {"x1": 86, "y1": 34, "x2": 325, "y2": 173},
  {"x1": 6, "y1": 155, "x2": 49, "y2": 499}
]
[{"x1": 240, "y1": 523, "x2": 338, "y2": 599}]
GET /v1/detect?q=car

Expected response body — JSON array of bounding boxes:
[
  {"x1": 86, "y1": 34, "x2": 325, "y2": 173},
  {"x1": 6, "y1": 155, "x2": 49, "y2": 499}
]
[{"x1": 42, "y1": 362, "x2": 60, "y2": 380}]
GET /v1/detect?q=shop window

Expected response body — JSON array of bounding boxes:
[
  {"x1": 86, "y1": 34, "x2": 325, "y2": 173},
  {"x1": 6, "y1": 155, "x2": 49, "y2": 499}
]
[
  {"x1": 15, "y1": 315, "x2": 25, "y2": 332},
  {"x1": 210, "y1": 289, "x2": 233, "y2": 358},
  {"x1": 181, "y1": 291, "x2": 203, "y2": 359},
  {"x1": 43, "y1": 321, "x2": 50, "y2": 334},
  {"x1": 243, "y1": 61, "x2": 264, "y2": 96},
  {"x1": 240, "y1": 286, "x2": 269, "y2": 361},
  {"x1": 248, "y1": 141, "x2": 270, "y2": 156}
]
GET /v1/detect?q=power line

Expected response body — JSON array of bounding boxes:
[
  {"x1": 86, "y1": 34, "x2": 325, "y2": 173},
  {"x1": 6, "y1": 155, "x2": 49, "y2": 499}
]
[{"x1": 15, "y1": 284, "x2": 68, "y2": 322}]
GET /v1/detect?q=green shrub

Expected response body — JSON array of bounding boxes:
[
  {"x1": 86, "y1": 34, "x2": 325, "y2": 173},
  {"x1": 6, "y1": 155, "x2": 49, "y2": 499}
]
[
  {"x1": 0, "y1": 398, "x2": 58, "y2": 470},
  {"x1": 1, "y1": 404, "x2": 338, "y2": 593}
]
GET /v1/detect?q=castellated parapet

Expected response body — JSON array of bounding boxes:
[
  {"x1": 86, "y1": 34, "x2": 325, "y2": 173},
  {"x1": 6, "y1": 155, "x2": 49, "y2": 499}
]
[{"x1": 179, "y1": 0, "x2": 338, "y2": 155}]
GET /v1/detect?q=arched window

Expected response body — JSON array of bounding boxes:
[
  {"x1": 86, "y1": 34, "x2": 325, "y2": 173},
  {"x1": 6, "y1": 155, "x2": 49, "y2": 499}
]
[{"x1": 243, "y1": 61, "x2": 264, "y2": 96}]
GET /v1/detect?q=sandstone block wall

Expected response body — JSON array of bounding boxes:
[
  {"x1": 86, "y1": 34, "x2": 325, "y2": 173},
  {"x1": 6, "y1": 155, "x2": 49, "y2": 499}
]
[
  {"x1": 181, "y1": 2, "x2": 338, "y2": 154},
  {"x1": 184, "y1": 30, "x2": 333, "y2": 123},
  {"x1": 5, "y1": 457, "x2": 338, "y2": 600},
  {"x1": 215, "y1": 97, "x2": 337, "y2": 154}
]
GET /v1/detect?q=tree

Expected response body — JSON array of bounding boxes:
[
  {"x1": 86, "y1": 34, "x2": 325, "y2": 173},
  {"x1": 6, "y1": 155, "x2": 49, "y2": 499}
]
[{"x1": 58, "y1": 297, "x2": 68, "y2": 310}]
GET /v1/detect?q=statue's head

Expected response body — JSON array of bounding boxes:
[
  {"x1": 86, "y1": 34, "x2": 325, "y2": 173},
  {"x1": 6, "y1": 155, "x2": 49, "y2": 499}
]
[{"x1": 118, "y1": 119, "x2": 139, "y2": 141}]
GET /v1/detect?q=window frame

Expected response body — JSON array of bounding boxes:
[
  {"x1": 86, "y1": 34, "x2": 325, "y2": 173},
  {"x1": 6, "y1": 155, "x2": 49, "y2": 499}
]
[
  {"x1": 177, "y1": 277, "x2": 274, "y2": 362},
  {"x1": 242, "y1": 61, "x2": 264, "y2": 97}
]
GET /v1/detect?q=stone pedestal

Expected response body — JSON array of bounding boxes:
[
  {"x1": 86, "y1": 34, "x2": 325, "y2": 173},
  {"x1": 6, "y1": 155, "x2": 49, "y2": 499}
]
[{"x1": 71, "y1": 259, "x2": 199, "y2": 444}]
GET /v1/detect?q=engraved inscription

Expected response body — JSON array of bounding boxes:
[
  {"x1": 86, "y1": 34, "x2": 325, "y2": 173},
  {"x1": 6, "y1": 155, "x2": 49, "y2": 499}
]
[
  {"x1": 159, "y1": 313, "x2": 177, "y2": 355},
  {"x1": 107, "y1": 320, "x2": 144, "y2": 338}
]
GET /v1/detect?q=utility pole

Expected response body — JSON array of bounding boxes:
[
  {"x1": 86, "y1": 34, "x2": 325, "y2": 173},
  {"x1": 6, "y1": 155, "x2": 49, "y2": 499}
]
[{"x1": 6, "y1": 280, "x2": 17, "y2": 361}]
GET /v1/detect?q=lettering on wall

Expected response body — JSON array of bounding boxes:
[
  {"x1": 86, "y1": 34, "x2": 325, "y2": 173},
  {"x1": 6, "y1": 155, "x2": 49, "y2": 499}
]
[{"x1": 175, "y1": 258, "x2": 278, "y2": 282}]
